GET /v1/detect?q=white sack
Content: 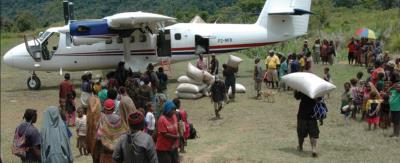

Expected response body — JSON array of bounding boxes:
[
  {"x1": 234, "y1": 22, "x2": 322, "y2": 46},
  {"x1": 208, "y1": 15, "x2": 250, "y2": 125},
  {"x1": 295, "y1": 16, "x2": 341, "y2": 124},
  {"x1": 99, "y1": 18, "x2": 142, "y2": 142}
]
[
  {"x1": 176, "y1": 92, "x2": 203, "y2": 99},
  {"x1": 176, "y1": 83, "x2": 207, "y2": 93},
  {"x1": 187, "y1": 63, "x2": 204, "y2": 82},
  {"x1": 282, "y1": 72, "x2": 336, "y2": 98},
  {"x1": 203, "y1": 71, "x2": 215, "y2": 85},
  {"x1": 177, "y1": 75, "x2": 204, "y2": 85},
  {"x1": 227, "y1": 55, "x2": 243, "y2": 68},
  {"x1": 228, "y1": 83, "x2": 246, "y2": 95}
]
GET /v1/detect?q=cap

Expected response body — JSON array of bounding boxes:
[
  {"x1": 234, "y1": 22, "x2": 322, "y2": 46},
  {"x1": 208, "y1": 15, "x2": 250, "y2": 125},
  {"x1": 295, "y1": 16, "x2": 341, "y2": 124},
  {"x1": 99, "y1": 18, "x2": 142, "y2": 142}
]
[
  {"x1": 128, "y1": 111, "x2": 144, "y2": 126},
  {"x1": 104, "y1": 99, "x2": 115, "y2": 112},
  {"x1": 268, "y1": 50, "x2": 274, "y2": 54},
  {"x1": 84, "y1": 71, "x2": 92, "y2": 75}
]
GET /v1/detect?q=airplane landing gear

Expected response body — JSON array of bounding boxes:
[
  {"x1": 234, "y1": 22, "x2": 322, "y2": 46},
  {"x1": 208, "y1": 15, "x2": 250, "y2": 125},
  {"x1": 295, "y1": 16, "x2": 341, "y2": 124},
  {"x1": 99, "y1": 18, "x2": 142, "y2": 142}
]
[{"x1": 27, "y1": 72, "x2": 41, "y2": 90}]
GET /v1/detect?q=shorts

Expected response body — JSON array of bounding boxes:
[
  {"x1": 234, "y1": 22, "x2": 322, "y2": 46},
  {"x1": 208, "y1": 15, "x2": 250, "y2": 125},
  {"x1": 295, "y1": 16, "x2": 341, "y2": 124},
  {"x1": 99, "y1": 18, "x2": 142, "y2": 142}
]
[
  {"x1": 214, "y1": 101, "x2": 224, "y2": 110},
  {"x1": 367, "y1": 117, "x2": 380, "y2": 124},
  {"x1": 348, "y1": 52, "x2": 355, "y2": 60},
  {"x1": 297, "y1": 119, "x2": 319, "y2": 138},
  {"x1": 157, "y1": 149, "x2": 179, "y2": 163},
  {"x1": 267, "y1": 69, "x2": 278, "y2": 82},
  {"x1": 391, "y1": 111, "x2": 400, "y2": 125},
  {"x1": 77, "y1": 136, "x2": 87, "y2": 149}
]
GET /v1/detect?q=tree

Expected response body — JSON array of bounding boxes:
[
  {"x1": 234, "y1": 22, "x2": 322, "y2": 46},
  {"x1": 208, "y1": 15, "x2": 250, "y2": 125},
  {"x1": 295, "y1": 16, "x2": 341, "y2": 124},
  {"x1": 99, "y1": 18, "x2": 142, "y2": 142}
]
[{"x1": 15, "y1": 11, "x2": 38, "y2": 32}]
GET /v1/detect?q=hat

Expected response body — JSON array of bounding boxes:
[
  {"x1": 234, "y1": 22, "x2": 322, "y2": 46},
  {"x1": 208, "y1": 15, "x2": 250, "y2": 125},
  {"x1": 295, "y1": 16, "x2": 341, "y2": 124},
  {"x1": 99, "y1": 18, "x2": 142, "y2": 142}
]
[
  {"x1": 128, "y1": 111, "x2": 144, "y2": 126},
  {"x1": 163, "y1": 100, "x2": 176, "y2": 114},
  {"x1": 84, "y1": 71, "x2": 92, "y2": 75},
  {"x1": 103, "y1": 99, "x2": 115, "y2": 112},
  {"x1": 268, "y1": 50, "x2": 274, "y2": 54}
]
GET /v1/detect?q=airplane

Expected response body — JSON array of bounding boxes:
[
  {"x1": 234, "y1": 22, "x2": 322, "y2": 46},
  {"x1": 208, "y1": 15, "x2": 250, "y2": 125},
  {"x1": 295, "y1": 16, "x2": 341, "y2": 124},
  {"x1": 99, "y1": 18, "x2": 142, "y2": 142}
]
[{"x1": 3, "y1": 0, "x2": 312, "y2": 90}]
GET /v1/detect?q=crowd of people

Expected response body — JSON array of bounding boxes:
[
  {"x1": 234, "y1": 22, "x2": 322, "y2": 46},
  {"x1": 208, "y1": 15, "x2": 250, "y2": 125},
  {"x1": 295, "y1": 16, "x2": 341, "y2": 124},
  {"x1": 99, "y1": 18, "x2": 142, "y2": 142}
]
[
  {"x1": 254, "y1": 38, "x2": 400, "y2": 158},
  {"x1": 346, "y1": 37, "x2": 392, "y2": 67},
  {"x1": 13, "y1": 61, "x2": 193, "y2": 163},
  {"x1": 11, "y1": 37, "x2": 400, "y2": 162},
  {"x1": 340, "y1": 55, "x2": 400, "y2": 136}
]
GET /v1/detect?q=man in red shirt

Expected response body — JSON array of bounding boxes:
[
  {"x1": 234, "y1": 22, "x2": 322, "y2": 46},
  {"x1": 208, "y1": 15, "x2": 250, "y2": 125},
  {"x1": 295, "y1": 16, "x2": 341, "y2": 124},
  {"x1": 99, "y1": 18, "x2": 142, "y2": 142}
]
[
  {"x1": 156, "y1": 100, "x2": 180, "y2": 163},
  {"x1": 347, "y1": 37, "x2": 357, "y2": 65},
  {"x1": 59, "y1": 73, "x2": 75, "y2": 110}
]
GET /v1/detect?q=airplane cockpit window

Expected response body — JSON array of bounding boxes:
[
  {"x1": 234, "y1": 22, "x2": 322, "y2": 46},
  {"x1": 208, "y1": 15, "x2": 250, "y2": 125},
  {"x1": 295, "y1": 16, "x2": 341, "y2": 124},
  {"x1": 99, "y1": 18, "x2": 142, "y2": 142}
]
[
  {"x1": 42, "y1": 32, "x2": 60, "y2": 60},
  {"x1": 38, "y1": 32, "x2": 52, "y2": 42},
  {"x1": 174, "y1": 33, "x2": 181, "y2": 40},
  {"x1": 139, "y1": 34, "x2": 146, "y2": 42}
]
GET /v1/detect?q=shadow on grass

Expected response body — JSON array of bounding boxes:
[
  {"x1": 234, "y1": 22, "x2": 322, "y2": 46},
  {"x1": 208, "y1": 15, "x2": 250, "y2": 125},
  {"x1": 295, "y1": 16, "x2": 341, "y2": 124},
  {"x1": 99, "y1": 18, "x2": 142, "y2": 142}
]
[{"x1": 277, "y1": 147, "x2": 311, "y2": 158}]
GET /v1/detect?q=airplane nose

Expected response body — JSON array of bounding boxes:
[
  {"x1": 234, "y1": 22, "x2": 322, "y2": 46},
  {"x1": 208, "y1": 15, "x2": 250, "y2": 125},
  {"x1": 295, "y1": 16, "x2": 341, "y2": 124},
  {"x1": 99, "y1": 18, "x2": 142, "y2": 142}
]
[{"x1": 3, "y1": 50, "x2": 14, "y2": 66}]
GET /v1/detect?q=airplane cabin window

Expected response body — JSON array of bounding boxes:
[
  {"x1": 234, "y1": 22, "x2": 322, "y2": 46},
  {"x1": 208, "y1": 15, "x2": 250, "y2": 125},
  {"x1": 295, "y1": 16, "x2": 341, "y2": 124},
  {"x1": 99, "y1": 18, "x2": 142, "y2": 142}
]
[
  {"x1": 117, "y1": 37, "x2": 123, "y2": 44},
  {"x1": 130, "y1": 36, "x2": 135, "y2": 43},
  {"x1": 140, "y1": 35, "x2": 146, "y2": 42},
  {"x1": 175, "y1": 33, "x2": 181, "y2": 40}
]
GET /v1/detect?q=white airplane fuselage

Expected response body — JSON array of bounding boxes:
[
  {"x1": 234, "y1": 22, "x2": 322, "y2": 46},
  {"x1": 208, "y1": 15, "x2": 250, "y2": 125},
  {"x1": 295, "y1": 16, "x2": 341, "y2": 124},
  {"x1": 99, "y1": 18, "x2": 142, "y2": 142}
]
[{"x1": 4, "y1": 23, "x2": 272, "y2": 71}]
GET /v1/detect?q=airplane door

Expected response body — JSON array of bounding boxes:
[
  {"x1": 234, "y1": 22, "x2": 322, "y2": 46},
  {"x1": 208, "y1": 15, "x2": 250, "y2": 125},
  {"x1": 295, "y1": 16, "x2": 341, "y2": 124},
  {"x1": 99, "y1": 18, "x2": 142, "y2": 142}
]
[
  {"x1": 195, "y1": 35, "x2": 209, "y2": 54},
  {"x1": 24, "y1": 36, "x2": 42, "y2": 62},
  {"x1": 157, "y1": 30, "x2": 171, "y2": 57}
]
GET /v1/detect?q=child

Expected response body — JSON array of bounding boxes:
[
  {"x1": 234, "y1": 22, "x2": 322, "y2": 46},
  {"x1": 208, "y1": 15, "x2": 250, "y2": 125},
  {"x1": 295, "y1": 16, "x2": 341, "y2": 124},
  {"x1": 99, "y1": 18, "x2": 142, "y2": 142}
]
[
  {"x1": 323, "y1": 67, "x2": 332, "y2": 98},
  {"x1": 366, "y1": 91, "x2": 381, "y2": 130},
  {"x1": 341, "y1": 82, "x2": 353, "y2": 124},
  {"x1": 145, "y1": 103, "x2": 155, "y2": 136},
  {"x1": 380, "y1": 94, "x2": 391, "y2": 129},
  {"x1": 299, "y1": 54, "x2": 305, "y2": 72},
  {"x1": 75, "y1": 107, "x2": 88, "y2": 155},
  {"x1": 356, "y1": 71, "x2": 365, "y2": 87},
  {"x1": 323, "y1": 67, "x2": 332, "y2": 83},
  {"x1": 65, "y1": 92, "x2": 76, "y2": 127},
  {"x1": 350, "y1": 78, "x2": 363, "y2": 120},
  {"x1": 375, "y1": 72, "x2": 385, "y2": 93}
]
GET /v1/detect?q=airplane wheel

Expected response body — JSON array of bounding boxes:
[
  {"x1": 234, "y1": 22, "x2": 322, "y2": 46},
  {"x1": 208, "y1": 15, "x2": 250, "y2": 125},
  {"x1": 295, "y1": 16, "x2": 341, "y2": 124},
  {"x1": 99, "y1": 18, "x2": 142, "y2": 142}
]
[{"x1": 27, "y1": 76, "x2": 41, "y2": 90}]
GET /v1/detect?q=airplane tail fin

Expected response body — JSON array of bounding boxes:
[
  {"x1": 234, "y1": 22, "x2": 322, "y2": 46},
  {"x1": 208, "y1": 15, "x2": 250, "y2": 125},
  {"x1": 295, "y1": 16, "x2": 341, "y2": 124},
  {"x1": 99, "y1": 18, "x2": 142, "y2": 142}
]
[{"x1": 256, "y1": 0, "x2": 312, "y2": 41}]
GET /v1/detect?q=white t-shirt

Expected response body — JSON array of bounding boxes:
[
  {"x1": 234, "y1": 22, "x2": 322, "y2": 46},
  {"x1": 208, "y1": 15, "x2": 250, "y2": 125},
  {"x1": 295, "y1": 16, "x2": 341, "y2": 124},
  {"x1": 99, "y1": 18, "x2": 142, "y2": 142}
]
[
  {"x1": 75, "y1": 115, "x2": 87, "y2": 136},
  {"x1": 145, "y1": 112, "x2": 155, "y2": 130}
]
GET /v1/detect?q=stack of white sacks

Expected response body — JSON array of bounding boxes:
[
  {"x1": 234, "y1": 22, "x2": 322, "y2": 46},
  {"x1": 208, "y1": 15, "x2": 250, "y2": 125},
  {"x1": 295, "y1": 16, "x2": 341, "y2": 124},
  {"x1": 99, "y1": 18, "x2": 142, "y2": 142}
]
[{"x1": 176, "y1": 55, "x2": 246, "y2": 99}]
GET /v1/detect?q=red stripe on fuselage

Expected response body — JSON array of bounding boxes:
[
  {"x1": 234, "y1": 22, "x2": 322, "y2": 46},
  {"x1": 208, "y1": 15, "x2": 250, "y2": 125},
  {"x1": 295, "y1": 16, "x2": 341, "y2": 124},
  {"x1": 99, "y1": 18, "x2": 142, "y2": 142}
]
[{"x1": 171, "y1": 42, "x2": 279, "y2": 52}]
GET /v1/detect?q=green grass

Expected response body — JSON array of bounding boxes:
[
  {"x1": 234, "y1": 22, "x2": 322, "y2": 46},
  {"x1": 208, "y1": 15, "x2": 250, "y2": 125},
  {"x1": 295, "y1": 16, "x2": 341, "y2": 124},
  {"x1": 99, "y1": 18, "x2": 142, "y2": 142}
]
[{"x1": 1, "y1": 24, "x2": 400, "y2": 162}]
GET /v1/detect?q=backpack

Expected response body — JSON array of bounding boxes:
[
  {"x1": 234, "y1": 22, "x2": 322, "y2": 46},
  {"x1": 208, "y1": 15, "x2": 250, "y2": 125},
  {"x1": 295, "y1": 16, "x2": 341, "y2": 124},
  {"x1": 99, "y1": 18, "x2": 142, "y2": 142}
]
[
  {"x1": 12, "y1": 124, "x2": 30, "y2": 158},
  {"x1": 312, "y1": 99, "x2": 328, "y2": 120},
  {"x1": 188, "y1": 123, "x2": 198, "y2": 139}
]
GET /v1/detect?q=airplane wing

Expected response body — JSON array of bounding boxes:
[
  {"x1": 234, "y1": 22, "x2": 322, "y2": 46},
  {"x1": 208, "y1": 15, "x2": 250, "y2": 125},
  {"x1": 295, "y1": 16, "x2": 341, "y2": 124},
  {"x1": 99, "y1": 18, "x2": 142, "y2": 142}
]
[{"x1": 68, "y1": 11, "x2": 176, "y2": 37}]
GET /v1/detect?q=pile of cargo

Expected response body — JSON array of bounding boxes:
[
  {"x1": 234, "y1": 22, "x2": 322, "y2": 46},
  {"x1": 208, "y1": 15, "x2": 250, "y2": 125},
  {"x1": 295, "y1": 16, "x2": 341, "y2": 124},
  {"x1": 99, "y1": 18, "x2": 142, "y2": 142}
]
[{"x1": 176, "y1": 55, "x2": 246, "y2": 99}]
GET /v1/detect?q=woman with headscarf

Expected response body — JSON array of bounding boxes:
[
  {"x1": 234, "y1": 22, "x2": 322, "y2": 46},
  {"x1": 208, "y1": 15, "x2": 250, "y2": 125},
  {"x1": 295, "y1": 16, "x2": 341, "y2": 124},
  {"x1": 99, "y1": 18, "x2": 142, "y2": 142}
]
[
  {"x1": 41, "y1": 106, "x2": 73, "y2": 163},
  {"x1": 97, "y1": 99, "x2": 129, "y2": 163},
  {"x1": 86, "y1": 89, "x2": 102, "y2": 162},
  {"x1": 156, "y1": 100, "x2": 180, "y2": 163}
]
